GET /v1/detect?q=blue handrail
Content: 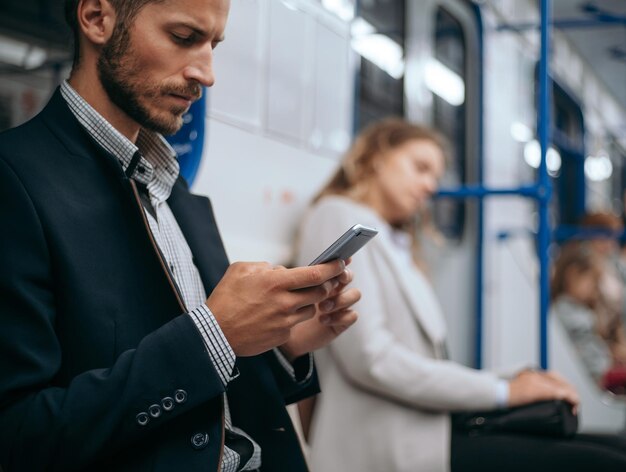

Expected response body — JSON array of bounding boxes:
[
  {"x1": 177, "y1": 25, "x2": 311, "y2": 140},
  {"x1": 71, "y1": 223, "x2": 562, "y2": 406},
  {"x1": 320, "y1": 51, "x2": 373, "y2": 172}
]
[{"x1": 537, "y1": 0, "x2": 552, "y2": 370}]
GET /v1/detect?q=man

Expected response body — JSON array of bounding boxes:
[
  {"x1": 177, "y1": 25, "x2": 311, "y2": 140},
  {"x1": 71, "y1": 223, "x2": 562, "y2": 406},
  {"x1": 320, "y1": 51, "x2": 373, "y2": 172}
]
[{"x1": 0, "y1": 0, "x2": 359, "y2": 470}]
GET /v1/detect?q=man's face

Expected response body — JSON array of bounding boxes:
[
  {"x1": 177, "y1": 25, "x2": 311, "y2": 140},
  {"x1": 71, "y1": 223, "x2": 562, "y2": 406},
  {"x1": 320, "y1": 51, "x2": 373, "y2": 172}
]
[{"x1": 97, "y1": 0, "x2": 229, "y2": 135}]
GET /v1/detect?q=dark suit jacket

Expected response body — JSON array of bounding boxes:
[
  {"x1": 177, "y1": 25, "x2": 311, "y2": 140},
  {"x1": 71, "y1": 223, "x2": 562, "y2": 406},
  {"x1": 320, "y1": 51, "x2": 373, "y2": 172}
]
[{"x1": 0, "y1": 89, "x2": 317, "y2": 471}]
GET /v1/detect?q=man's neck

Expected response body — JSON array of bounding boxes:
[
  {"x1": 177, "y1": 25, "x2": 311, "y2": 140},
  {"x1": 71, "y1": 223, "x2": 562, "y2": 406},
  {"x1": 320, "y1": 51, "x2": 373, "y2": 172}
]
[{"x1": 68, "y1": 67, "x2": 141, "y2": 143}]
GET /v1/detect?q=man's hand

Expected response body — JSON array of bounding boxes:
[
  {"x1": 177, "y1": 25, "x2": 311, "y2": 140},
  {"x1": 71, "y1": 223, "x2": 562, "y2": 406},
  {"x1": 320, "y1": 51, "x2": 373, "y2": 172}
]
[
  {"x1": 279, "y1": 267, "x2": 360, "y2": 361},
  {"x1": 206, "y1": 259, "x2": 348, "y2": 356},
  {"x1": 508, "y1": 370, "x2": 580, "y2": 411}
]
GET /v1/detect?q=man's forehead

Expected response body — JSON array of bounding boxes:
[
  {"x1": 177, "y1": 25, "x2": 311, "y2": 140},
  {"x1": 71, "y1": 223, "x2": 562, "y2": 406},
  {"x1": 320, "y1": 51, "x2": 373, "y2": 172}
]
[
  {"x1": 144, "y1": 0, "x2": 230, "y2": 34},
  {"x1": 152, "y1": 0, "x2": 230, "y2": 18}
]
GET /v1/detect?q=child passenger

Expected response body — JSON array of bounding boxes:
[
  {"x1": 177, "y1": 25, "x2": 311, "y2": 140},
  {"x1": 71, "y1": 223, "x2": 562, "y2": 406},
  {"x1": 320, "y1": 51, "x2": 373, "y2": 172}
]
[{"x1": 551, "y1": 245, "x2": 626, "y2": 394}]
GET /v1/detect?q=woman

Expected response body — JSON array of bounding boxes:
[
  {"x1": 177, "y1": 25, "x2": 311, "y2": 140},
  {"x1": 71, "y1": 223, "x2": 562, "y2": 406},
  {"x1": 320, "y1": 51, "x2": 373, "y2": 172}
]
[{"x1": 294, "y1": 118, "x2": 626, "y2": 471}]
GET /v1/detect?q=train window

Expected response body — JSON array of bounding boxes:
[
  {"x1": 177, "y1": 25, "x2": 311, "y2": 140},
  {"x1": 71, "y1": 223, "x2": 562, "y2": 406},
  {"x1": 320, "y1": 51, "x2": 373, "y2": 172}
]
[
  {"x1": 431, "y1": 6, "x2": 468, "y2": 242},
  {"x1": 538, "y1": 77, "x2": 585, "y2": 227},
  {"x1": 354, "y1": 0, "x2": 406, "y2": 130}
]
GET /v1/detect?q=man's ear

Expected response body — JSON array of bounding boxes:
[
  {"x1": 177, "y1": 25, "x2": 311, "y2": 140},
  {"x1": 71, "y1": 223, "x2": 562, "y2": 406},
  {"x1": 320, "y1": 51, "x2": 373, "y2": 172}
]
[{"x1": 76, "y1": 0, "x2": 117, "y2": 47}]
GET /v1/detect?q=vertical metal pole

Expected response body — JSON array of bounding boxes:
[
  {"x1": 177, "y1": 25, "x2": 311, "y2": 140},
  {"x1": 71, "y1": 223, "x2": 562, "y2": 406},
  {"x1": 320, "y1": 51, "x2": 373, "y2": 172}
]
[
  {"x1": 538, "y1": 0, "x2": 552, "y2": 369},
  {"x1": 475, "y1": 8, "x2": 485, "y2": 370},
  {"x1": 475, "y1": 177, "x2": 484, "y2": 369}
]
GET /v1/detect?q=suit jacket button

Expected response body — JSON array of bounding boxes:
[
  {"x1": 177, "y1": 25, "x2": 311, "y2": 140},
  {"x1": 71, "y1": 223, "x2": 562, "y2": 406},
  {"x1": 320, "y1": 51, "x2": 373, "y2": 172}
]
[
  {"x1": 149, "y1": 404, "x2": 162, "y2": 418},
  {"x1": 161, "y1": 397, "x2": 175, "y2": 411},
  {"x1": 174, "y1": 389, "x2": 188, "y2": 404},
  {"x1": 136, "y1": 412, "x2": 150, "y2": 426},
  {"x1": 191, "y1": 432, "x2": 209, "y2": 450}
]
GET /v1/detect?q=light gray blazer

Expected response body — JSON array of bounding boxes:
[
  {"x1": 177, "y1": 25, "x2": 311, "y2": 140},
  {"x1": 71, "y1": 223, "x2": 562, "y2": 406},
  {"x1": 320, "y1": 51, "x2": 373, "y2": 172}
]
[{"x1": 294, "y1": 196, "x2": 501, "y2": 472}]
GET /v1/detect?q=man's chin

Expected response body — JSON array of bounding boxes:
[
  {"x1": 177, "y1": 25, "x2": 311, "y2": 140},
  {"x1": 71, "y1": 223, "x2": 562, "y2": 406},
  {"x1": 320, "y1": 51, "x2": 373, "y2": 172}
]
[
  {"x1": 144, "y1": 114, "x2": 184, "y2": 136},
  {"x1": 157, "y1": 124, "x2": 183, "y2": 136}
]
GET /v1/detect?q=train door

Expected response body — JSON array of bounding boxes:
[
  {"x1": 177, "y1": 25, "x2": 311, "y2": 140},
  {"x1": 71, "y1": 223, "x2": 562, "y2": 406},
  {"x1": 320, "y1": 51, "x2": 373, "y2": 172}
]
[{"x1": 405, "y1": 0, "x2": 482, "y2": 367}]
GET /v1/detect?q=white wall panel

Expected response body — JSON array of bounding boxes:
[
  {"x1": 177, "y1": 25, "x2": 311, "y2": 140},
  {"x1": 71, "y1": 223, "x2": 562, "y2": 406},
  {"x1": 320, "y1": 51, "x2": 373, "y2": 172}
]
[
  {"x1": 210, "y1": 0, "x2": 265, "y2": 128},
  {"x1": 200, "y1": 0, "x2": 354, "y2": 268},
  {"x1": 311, "y1": 21, "x2": 351, "y2": 155},
  {"x1": 193, "y1": 119, "x2": 338, "y2": 264},
  {"x1": 266, "y1": 1, "x2": 312, "y2": 142}
]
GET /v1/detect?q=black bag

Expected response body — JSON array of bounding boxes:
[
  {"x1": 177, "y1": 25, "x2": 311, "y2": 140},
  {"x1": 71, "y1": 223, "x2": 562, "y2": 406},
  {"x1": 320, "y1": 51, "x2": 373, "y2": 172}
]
[{"x1": 452, "y1": 400, "x2": 578, "y2": 438}]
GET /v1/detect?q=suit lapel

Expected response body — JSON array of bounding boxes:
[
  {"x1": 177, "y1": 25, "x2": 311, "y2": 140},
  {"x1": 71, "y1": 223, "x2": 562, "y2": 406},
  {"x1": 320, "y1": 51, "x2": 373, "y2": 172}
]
[
  {"x1": 40, "y1": 88, "x2": 130, "y2": 179},
  {"x1": 40, "y1": 88, "x2": 228, "y2": 310},
  {"x1": 373, "y1": 228, "x2": 448, "y2": 347}
]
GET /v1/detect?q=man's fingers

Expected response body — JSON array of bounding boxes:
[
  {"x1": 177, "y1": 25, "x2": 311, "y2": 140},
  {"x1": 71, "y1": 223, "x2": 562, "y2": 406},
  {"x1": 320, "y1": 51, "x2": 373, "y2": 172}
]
[
  {"x1": 290, "y1": 304, "x2": 317, "y2": 323},
  {"x1": 324, "y1": 269, "x2": 354, "y2": 298},
  {"x1": 290, "y1": 279, "x2": 339, "y2": 310},
  {"x1": 282, "y1": 260, "x2": 346, "y2": 289},
  {"x1": 319, "y1": 287, "x2": 361, "y2": 313},
  {"x1": 335, "y1": 268, "x2": 353, "y2": 286},
  {"x1": 319, "y1": 310, "x2": 358, "y2": 336},
  {"x1": 319, "y1": 308, "x2": 358, "y2": 326}
]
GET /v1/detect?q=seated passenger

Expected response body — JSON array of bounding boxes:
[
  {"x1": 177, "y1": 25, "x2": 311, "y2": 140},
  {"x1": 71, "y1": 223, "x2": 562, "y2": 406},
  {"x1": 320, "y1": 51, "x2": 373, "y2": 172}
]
[
  {"x1": 294, "y1": 118, "x2": 626, "y2": 472},
  {"x1": 578, "y1": 212, "x2": 625, "y2": 324},
  {"x1": 572, "y1": 212, "x2": 626, "y2": 367},
  {"x1": 551, "y1": 245, "x2": 626, "y2": 394}
]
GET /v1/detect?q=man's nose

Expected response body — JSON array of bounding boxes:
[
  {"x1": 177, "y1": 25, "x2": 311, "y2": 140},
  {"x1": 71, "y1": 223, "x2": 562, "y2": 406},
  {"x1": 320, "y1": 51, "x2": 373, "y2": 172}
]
[{"x1": 183, "y1": 48, "x2": 215, "y2": 87}]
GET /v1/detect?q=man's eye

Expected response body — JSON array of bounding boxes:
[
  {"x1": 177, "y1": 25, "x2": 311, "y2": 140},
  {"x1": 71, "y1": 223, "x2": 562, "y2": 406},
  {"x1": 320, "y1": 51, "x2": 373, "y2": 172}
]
[{"x1": 172, "y1": 34, "x2": 194, "y2": 45}]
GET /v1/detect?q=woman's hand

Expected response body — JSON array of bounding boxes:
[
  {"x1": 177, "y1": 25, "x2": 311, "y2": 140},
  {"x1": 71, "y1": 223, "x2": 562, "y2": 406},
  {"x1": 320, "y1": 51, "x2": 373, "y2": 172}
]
[{"x1": 508, "y1": 370, "x2": 580, "y2": 412}]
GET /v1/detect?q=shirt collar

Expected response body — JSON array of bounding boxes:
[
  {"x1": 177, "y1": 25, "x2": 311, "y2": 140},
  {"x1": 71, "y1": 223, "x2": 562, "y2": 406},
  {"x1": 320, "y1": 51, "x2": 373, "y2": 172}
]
[{"x1": 60, "y1": 80, "x2": 180, "y2": 203}]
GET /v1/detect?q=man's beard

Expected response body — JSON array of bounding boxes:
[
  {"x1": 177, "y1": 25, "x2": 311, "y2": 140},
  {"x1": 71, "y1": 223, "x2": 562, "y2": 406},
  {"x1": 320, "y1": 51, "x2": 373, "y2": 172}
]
[{"x1": 97, "y1": 27, "x2": 202, "y2": 136}]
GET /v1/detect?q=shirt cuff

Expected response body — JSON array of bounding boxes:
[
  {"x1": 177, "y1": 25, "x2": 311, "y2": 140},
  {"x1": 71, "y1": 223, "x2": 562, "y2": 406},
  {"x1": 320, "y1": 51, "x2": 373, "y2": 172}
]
[
  {"x1": 273, "y1": 348, "x2": 314, "y2": 384},
  {"x1": 188, "y1": 304, "x2": 237, "y2": 387},
  {"x1": 496, "y1": 380, "x2": 510, "y2": 408}
]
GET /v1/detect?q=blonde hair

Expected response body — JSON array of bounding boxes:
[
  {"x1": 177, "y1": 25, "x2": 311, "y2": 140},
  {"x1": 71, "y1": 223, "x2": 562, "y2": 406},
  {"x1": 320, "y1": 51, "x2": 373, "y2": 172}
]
[{"x1": 316, "y1": 118, "x2": 448, "y2": 203}]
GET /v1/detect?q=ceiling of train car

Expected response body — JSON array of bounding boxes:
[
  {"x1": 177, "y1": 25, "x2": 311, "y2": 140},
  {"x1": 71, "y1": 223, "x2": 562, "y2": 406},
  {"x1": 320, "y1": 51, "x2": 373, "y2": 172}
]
[
  {"x1": 0, "y1": 0, "x2": 623, "y2": 111},
  {"x1": 552, "y1": 0, "x2": 626, "y2": 111}
]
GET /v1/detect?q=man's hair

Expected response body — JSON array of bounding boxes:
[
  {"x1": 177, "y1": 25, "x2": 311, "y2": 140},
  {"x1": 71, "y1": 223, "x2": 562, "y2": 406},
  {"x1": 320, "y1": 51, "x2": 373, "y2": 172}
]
[{"x1": 64, "y1": 0, "x2": 162, "y2": 67}]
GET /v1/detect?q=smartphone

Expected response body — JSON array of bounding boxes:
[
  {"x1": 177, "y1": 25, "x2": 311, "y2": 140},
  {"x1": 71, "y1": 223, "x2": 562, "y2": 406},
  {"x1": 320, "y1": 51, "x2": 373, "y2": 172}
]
[{"x1": 309, "y1": 224, "x2": 378, "y2": 266}]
